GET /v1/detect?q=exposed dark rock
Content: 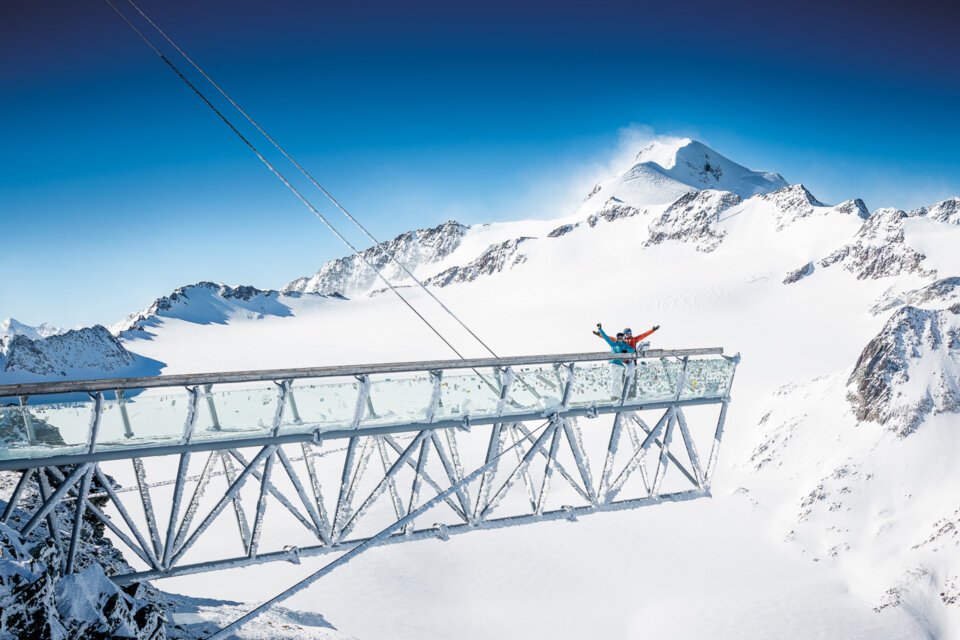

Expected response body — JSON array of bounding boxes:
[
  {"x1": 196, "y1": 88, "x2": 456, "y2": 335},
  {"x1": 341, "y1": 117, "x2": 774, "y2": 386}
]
[{"x1": 783, "y1": 262, "x2": 815, "y2": 285}]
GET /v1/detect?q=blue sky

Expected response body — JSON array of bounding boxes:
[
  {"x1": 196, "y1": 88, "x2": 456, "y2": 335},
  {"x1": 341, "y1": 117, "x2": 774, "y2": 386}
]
[{"x1": 2, "y1": 0, "x2": 959, "y2": 328}]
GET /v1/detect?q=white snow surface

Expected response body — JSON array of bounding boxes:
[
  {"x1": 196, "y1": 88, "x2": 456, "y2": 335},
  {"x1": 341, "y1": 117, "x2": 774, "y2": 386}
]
[{"x1": 8, "y1": 138, "x2": 960, "y2": 638}]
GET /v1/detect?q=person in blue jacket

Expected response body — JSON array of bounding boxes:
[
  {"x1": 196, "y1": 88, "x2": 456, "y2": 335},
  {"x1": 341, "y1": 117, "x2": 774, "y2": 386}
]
[{"x1": 592, "y1": 323, "x2": 636, "y2": 397}]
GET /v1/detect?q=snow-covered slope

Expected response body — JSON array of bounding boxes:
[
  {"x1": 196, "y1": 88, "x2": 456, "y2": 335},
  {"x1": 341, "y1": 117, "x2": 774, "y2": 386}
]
[{"x1": 6, "y1": 137, "x2": 960, "y2": 639}]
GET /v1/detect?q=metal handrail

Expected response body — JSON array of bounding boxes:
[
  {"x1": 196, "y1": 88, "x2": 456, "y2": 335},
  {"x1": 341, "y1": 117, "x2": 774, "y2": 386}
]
[{"x1": 0, "y1": 348, "x2": 724, "y2": 397}]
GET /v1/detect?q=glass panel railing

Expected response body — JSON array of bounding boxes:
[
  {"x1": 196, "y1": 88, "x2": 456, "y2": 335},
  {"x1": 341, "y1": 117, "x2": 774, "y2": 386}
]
[
  {"x1": 434, "y1": 367, "x2": 504, "y2": 423},
  {"x1": 190, "y1": 383, "x2": 279, "y2": 442},
  {"x1": 510, "y1": 363, "x2": 568, "y2": 413},
  {"x1": 678, "y1": 358, "x2": 734, "y2": 400},
  {"x1": 285, "y1": 377, "x2": 360, "y2": 433},
  {"x1": 1, "y1": 399, "x2": 88, "y2": 459},
  {"x1": 18, "y1": 398, "x2": 94, "y2": 453},
  {"x1": 627, "y1": 358, "x2": 685, "y2": 404},
  {"x1": 567, "y1": 361, "x2": 614, "y2": 406},
  {"x1": 360, "y1": 372, "x2": 435, "y2": 427},
  {"x1": 96, "y1": 388, "x2": 192, "y2": 449}
]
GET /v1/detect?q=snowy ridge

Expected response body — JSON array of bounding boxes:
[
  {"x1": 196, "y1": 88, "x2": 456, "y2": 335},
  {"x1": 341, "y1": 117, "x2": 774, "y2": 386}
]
[
  {"x1": 0, "y1": 318, "x2": 65, "y2": 346},
  {"x1": 424, "y1": 237, "x2": 533, "y2": 287},
  {"x1": 645, "y1": 189, "x2": 741, "y2": 252},
  {"x1": 872, "y1": 277, "x2": 960, "y2": 315},
  {"x1": 910, "y1": 197, "x2": 960, "y2": 224},
  {"x1": 112, "y1": 282, "x2": 342, "y2": 337},
  {"x1": 819, "y1": 207, "x2": 933, "y2": 280},
  {"x1": 0, "y1": 326, "x2": 161, "y2": 384},
  {"x1": 284, "y1": 220, "x2": 468, "y2": 296}
]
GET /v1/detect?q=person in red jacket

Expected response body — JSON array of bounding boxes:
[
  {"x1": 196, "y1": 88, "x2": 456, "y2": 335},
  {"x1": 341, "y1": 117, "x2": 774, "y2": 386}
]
[{"x1": 621, "y1": 325, "x2": 660, "y2": 350}]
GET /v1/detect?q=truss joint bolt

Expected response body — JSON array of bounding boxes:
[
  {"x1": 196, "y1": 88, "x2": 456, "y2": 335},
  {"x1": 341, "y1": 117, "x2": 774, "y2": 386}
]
[
  {"x1": 433, "y1": 523, "x2": 449, "y2": 541},
  {"x1": 458, "y1": 415, "x2": 471, "y2": 432},
  {"x1": 283, "y1": 545, "x2": 301, "y2": 564}
]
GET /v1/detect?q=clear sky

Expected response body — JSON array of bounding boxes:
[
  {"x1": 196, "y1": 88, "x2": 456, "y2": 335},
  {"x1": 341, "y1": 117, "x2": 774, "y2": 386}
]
[{"x1": 2, "y1": 0, "x2": 959, "y2": 328}]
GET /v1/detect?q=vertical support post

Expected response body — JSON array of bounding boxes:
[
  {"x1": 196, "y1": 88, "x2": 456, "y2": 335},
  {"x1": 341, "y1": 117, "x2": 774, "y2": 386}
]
[
  {"x1": 203, "y1": 384, "x2": 222, "y2": 431},
  {"x1": 333, "y1": 376, "x2": 371, "y2": 536},
  {"x1": 562, "y1": 418, "x2": 597, "y2": 503},
  {"x1": 287, "y1": 385, "x2": 303, "y2": 425},
  {"x1": 704, "y1": 400, "x2": 729, "y2": 490},
  {"x1": 116, "y1": 389, "x2": 134, "y2": 439},
  {"x1": 301, "y1": 443, "x2": 332, "y2": 539},
  {"x1": 219, "y1": 452, "x2": 253, "y2": 549},
  {"x1": 651, "y1": 409, "x2": 676, "y2": 496},
  {"x1": 473, "y1": 367, "x2": 514, "y2": 518},
  {"x1": 17, "y1": 395, "x2": 37, "y2": 445},
  {"x1": 535, "y1": 417, "x2": 564, "y2": 515},
  {"x1": 675, "y1": 408, "x2": 704, "y2": 487},
  {"x1": 133, "y1": 458, "x2": 164, "y2": 560},
  {"x1": 248, "y1": 452, "x2": 277, "y2": 557},
  {"x1": 164, "y1": 386, "x2": 200, "y2": 569},
  {"x1": 425, "y1": 370, "x2": 443, "y2": 423},
  {"x1": 404, "y1": 436, "x2": 430, "y2": 533},
  {"x1": 86, "y1": 392, "x2": 104, "y2": 454},
  {"x1": 507, "y1": 425, "x2": 539, "y2": 512},
  {"x1": 65, "y1": 466, "x2": 94, "y2": 573},
  {"x1": 36, "y1": 469, "x2": 66, "y2": 560}
]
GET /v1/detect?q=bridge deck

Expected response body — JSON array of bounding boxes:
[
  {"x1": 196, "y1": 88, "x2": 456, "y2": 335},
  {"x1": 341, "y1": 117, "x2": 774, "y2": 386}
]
[{"x1": 0, "y1": 349, "x2": 734, "y2": 470}]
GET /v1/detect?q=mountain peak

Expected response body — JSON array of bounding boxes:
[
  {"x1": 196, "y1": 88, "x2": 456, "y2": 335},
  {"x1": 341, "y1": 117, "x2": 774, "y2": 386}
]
[
  {"x1": 0, "y1": 317, "x2": 65, "y2": 343},
  {"x1": 585, "y1": 138, "x2": 789, "y2": 208}
]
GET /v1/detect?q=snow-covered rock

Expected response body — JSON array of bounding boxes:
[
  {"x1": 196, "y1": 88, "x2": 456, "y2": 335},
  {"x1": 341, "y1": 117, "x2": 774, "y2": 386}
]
[
  {"x1": 784, "y1": 261, "x2": 815, "y2": 285},
  {"x1": 425, "y1": 237, "x2": 533, "y2": 287},
  {"x1": 910, "y1": 197, "x2": 960, "y2": 224},
  {"x1": 584, "y1": 198, "x2": 645, "y2": 228},
  {"x1": 284, "y1": 220, "x2": 468, "y2": 296},
  {"x1": 848, "y1": 304, "x2": 960, "y2": 436},
  {"x1": 819, "y1": 208, "x2": 932, "y2": 280},
  {"x1": 645, "y1": 189, "x2": 741, "y2": 252},
  {"x1": 871, "y1": 277, "x2": 960, "y2": 315},
  {"x1": 755, "y1": 185, "x2": 868, "y2": 231}
]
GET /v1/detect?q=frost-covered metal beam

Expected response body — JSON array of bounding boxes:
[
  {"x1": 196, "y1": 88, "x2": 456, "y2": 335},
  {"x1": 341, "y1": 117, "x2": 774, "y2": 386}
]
[{"x1": 114, "y1": 488, "x2": 708, "y2": 586}]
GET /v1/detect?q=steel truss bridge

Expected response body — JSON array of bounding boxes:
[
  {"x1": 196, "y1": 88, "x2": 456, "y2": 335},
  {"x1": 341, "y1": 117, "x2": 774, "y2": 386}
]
[{"x1": 0, "y1": 348, "x2": 738, "y2": 637}]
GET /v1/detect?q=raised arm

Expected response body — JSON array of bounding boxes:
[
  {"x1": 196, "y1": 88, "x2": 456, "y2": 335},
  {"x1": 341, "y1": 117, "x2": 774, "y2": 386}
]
[
  {"x1": 633, "y1": 325, "x2": 660, "y2": 342},
  {"x1": 593, "y1": 325, "x2": 617, "y2": 347}
]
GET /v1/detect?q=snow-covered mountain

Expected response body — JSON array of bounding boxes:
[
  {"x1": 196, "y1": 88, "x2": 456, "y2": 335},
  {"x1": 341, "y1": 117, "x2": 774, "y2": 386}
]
[
  {"x1": 112, "y1": 281, "x2": 344, "y2": 338},
  {"x1": 6, "y1": 138, "x2": 960, "y2": 638},
  {"x1": 578, "y1": 137, "x2": 787, "y2": 209},
  {"x1": 0, "y1": 318, "x2": 65, "y2": 353},
  {"x1": 284, "y1": 220, "x2": 469, "y2": 296},
  {"x1": 0, "y1": 325, "x2": 162, "y2": 386}
]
